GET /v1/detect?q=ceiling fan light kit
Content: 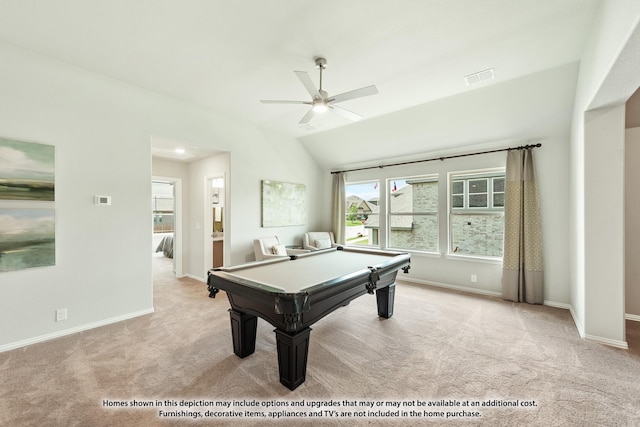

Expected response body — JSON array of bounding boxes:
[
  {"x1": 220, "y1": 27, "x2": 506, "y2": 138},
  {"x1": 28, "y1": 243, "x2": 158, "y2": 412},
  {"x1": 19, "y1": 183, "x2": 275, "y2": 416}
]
[
  {"x1": 260, "y1": 57, "x2": 378, "y2": 125},
  {"x1": 312, "y1": 101, "x2": 328, "y2": 113}
]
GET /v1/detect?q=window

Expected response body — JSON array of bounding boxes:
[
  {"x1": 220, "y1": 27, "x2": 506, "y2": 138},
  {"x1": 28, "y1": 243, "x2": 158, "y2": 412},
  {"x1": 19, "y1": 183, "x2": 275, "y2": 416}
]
[
  {"x1": 343, "y1": 169, "x2": 504, "y2": 259},
  {"x1": 451, "y1": 176, "x2": 504, "y2": 210},
  {"x1": 387, "y1": 177, "x2": 438, "y2": 252},
  {"x1": 152, "y1": 181, "x2": 175, "y2": 233},
  {"x1": 345, "y1": 180, "x2": 379, "y2": 246},
  {"x1": 450, "y1": 172, "x2": 505, "y2": 257}
]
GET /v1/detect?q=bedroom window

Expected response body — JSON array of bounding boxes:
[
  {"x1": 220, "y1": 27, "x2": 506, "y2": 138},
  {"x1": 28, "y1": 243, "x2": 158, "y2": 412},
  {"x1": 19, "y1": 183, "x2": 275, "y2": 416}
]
[{"x1": 449, "y1": 171, "x2": 505, "y2": 257}]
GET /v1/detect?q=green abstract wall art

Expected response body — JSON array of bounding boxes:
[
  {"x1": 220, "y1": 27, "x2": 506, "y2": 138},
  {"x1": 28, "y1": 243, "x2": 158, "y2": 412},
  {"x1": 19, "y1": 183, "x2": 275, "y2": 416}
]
[
  {"x1": 0, "y1": 137, "x2": 56, "y2": 272},
  {"x1": 261, "y1": 180, "x2": 306, "y2": 227},
  {"x1": 0, "y1": 138, "x2": 55, "y2": 201},
  {"x1": 0, "y1": 208, "x2": 55, "y2": 272}
]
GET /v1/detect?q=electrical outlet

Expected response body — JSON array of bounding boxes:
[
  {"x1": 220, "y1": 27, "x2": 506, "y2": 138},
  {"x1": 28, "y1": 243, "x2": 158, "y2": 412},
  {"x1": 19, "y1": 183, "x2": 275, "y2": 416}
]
[
  {"x1": 56, "y1": 308, "x2": 67, "y2": 322},
  {"x1": 471, "y1": 274, "x2": 478, "y2": 283}
]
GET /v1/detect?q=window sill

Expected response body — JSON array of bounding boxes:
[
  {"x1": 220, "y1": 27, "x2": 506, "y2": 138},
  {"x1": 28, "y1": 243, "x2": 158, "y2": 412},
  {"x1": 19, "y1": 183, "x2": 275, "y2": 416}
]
[
  {"x1": 445, "y1": 253, "x2": 503, "y2": 265},
  {"x1": 387, "y1": 249, "x2": 442, "y2": 258},
  {"x1": 354, "y1": 247, "x2": 503, "y2": 264}
]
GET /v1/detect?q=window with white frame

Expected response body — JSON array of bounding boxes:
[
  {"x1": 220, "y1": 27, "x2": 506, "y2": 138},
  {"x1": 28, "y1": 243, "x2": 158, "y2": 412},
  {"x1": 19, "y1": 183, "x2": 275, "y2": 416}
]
[
  {"x1": 387, "y1": 176, "x2": 438, "y2": 252},
  {"x1": 450, "y1": 171, "x2": 505, "y2": 257},
  {"x1": 345, "y1": 180, "x2": 379, "y2": 246}
]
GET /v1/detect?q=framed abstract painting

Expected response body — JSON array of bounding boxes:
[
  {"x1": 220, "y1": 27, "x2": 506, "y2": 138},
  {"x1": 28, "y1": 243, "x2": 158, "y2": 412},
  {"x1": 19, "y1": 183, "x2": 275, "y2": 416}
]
[
  {"x1": 0, "y1": 137, "x2": 56, "y2": 271},
  {"x1": 0, "y1": 208, "x2": 55, "y2": 272},
  {"x1": 0, "y1": 138, "x2": 55, "y2": 201},
  {"x1": 261, "y1": 180, "x2": 306, "y2": 227}
]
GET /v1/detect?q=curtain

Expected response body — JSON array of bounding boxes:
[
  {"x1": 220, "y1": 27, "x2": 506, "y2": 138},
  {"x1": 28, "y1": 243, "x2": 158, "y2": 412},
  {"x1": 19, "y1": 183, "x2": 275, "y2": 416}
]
[
  {"x1": 331, "y1": 173, "x2": 346, "y2": 245},
  {"x1": 501, "y1": 149, "x2": 544, "y2": 304}
]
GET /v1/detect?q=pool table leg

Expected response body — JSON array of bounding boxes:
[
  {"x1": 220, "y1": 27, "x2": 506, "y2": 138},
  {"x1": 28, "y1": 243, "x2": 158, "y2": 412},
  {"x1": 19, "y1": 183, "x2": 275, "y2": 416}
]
[
  {"x1": 376, "y1": 283, "x2": 396, "y2": 318},
  {"x1": 228, "y1": 309, "x2": 257, "y2": 358},
  {"x1": 274, "y1": 327, "x2": 312, "y2": 391}
]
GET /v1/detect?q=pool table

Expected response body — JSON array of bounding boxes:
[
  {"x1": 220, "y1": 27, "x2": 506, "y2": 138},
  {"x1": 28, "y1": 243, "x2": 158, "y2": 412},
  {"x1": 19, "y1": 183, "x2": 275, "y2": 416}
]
[{"x1": 207, "y1": 246, "x2": 411, "y2": 390}]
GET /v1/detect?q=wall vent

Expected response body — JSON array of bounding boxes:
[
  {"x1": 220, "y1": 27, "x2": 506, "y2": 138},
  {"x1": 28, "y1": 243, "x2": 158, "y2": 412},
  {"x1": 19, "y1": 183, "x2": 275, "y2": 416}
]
[{"x1": 464, "y1": 68, "x2": 495, "y2": 86}]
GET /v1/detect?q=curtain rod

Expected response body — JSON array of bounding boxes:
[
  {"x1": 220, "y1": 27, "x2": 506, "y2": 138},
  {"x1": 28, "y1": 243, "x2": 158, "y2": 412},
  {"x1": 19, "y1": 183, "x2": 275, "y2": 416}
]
[{"x1": 330, "y1": 143, "x2": 542, "y2": 175}]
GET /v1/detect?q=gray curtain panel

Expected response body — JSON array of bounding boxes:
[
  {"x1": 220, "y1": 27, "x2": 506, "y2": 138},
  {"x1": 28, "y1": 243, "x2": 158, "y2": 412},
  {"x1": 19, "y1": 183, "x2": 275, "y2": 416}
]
[
  {"x1": 331, "y1": 172, "x2": 346, "y2": 245},
  {"x1": 502, "y1": 149, "x2": 544, "y2": 304}
]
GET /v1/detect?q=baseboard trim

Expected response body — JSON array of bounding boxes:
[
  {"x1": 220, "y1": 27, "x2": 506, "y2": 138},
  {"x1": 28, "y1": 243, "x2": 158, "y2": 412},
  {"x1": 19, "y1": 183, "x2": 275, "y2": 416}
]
[
  {"x1": 544, "y1": 300, "x2": 571, "y2": 310},
  {"x1": 396, "y1": 278, "x2": 631, "y2": 349},
  {"x1": 626, "y1": 313, "x2": 640, "y2": 322},
  {"x1": 566, "y1": 308, "x2": 629, "y2": 348},
  {"x1": 399, "y1": 278, "x2": 589, "y2": 336},
  {"x1": 568, "y1": 306, "x2": 585, "y2": 338},
  {"x1": 399, "y1": 277, "x2": 574, "y2": 311},
  {"x1": 185, "y1": 274, "x2": 206, "y2": 283},
  {"x1": 584, "y1": 334, "x2": 629, "y2": 350},
  {"x1": 399, "y1": 277, "x2": 502, "y2": 298},
  {"x1": 0, "y1": 307, "x2": 155, "y2": 353}
]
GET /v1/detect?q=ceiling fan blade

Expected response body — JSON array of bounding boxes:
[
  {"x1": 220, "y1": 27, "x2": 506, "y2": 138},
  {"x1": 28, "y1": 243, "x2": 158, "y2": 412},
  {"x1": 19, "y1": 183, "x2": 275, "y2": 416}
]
[
  {"x1": 298, "y1": 107, "x2": 316, "y2": 125},
  {"x1": 330, "y1": 85, "x2": 378, "y2": 104},
  {"x1": 260, "y1": 100, "x2": 309, "y2": 104},
  {"x1": 294, "y1": 71, "x2": 321, "y2": 99},
  {"x1": 330, "y1": 105, "x2": 362, "y2": 122}
]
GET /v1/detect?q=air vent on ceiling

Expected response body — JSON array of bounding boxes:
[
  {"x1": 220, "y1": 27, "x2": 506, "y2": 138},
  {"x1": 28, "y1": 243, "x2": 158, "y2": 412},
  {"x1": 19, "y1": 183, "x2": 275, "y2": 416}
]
[{"x1": 464, "y1": 68, "x2": 495, "y2": 86}]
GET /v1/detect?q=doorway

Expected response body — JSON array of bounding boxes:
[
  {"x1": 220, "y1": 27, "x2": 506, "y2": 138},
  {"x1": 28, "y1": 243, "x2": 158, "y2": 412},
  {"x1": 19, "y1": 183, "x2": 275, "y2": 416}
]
[
  {"x1": 152, "y1": 177, "x2": 183, "y2": 277},
  {"x1": 205, "y1": 175, "x2": 225, "y2": 275}
]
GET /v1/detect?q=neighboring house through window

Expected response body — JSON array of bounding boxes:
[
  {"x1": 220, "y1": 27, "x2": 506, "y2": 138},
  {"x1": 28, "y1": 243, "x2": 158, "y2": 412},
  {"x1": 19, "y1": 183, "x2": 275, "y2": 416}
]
[
  {"x1": 344, "y1": 168, "x2": 504, "y2": 259},
  {"x1": 385, "y1": 176, "x2": 438, "y2": 252},
  {"x1": 450, "y1": 171, "x2": 505, "y2": 257},
  {"x1": 345, "y1": 180, "x2": 379, "y2": 246}
]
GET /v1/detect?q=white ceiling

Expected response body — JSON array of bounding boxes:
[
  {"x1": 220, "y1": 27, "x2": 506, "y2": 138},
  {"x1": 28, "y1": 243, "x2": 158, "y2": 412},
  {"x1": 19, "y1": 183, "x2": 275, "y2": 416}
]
[{"x1": 0, "y1": 0, "x2": 600, "y2": 162}]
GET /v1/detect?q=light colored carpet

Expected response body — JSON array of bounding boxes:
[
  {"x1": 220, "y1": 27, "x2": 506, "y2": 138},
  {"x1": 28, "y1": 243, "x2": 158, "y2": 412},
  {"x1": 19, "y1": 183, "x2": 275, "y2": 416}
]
[{"x1": 1, "y1": 255, "x2": 639, "y2": 426}]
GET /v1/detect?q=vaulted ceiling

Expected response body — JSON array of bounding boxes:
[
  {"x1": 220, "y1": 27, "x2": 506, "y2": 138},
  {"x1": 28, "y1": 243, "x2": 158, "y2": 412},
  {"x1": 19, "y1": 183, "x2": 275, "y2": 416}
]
[{"x1": 0, "y1": 1, "x2": 601, "y2": 164}]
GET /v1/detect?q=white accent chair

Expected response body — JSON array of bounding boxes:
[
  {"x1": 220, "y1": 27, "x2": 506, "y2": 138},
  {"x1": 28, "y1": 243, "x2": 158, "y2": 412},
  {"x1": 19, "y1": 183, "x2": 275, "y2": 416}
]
[
  {"x1": 303, "y1": 231, "x2": 339, "y2": 251},
  {"x1": 253, "y1": 236, "x2": 309, "y2": 261}
]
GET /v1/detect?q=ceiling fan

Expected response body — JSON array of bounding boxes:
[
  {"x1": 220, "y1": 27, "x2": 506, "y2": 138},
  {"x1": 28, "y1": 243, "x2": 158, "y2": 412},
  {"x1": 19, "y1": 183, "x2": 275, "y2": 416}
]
[{"x1": 260, "y1": 57, "x2": 378, "y2": 125}]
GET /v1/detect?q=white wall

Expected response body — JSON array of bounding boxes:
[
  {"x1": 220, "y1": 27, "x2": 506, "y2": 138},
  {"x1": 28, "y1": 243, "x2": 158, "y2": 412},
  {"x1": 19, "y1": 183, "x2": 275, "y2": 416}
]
[
  {"x1": 302, "y1": 64, "x2": 578, "y2": 170},
  {"x1": 152, "y1": 135, "x2": 325, "y2": 283},
  {"x1": 181, "y1": 128, "x2": 325, "y2": 270},
  {"x1": 152, "y1": 158, "x2": 189, "y2": 188},
  {"x1": 625, "y1": 127, "x2": 640, "y2": 317},
  {"x1": 186, "y1": 153, "x2": 230, "y2": 280},
  {"x1": 312, "y1": 64, "x2": 574, "y2": 306},
  {"x1": 224, "y1": 129, "x2": 326, "y2": 265},
  {"x1": 626, "y1": 90, "x2": 640, "y2": 318},
  {"x1": 339, "y1": 135, "x2": 569, "y2": 305},
  {"x1": 569, "y1": 0, "x2": 640, "y2": 345},
  {"x1": 584, "y1": 105, "x2": 626, "y2": 343},
  {"x1": 626, "y1": 88, "x2": 640, "y2": 128},
  {"x1": 0, "y1": 41, "x2": 157, "y2": 348},
  {"x1": 0, "y1": 40, "x2": 323, "y2": 350},
  {"x1": 4, "y1": 1, "x2": 637, "y2": 351}
]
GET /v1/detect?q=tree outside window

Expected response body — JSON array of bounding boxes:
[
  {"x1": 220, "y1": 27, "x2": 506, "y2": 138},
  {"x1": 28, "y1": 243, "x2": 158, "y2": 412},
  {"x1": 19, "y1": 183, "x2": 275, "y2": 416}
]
[{"x1": 345, "y1": 181, "x2": 379, "y2": 246}]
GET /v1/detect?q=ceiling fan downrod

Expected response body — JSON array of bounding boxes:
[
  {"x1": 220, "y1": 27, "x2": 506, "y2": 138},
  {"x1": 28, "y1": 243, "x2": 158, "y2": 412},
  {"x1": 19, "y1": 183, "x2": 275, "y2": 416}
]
[{"x1": 315, "y1": 57, "x2": 327, "y2": 93}]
